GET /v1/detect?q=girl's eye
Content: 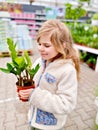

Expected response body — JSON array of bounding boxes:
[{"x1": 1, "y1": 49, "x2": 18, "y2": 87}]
[
  {"x1": 45, "y1": 45, "x2": 50, "y2": 47},
  {"x1": 38, "y1": 43, "x2": 41, "y2": 46},
  {"x1": 38, "y1": 43, "x2": 50, "y2": 48},
  {"x1": 44, "y1": 43, "x2": 51, "y2": 47},
  {"x1": 38, "y1": 42, "x2": 51, "y2": 48}
]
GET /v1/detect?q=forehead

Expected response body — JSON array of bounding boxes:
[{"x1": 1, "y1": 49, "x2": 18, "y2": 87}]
[{"x1": 39, "y1": 33, "x2": 51, "y2": 43}]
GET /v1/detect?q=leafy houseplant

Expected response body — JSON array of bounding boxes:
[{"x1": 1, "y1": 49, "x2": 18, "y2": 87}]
[{"x1": 0, "y1": 38, "x2": 40, "y2": 101}]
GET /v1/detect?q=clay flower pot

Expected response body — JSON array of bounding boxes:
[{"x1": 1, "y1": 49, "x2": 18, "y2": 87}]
[{"x1": 17, "y1": 84, "x2": 35, "y2": 102}]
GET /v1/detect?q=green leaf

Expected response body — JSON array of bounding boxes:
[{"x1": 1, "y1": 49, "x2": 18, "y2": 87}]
[
  {"x1": 29, "y1": 64, "x2": 40, "y2": 77},
  {"x1": 7, "y1": 38, "x2": 18, "y2": 60},
  {"x1": 7, "y1": 63, "x2": 17, "y2": 75},
  {"x1": 0, "y1": 63, "x2": 17, "y2": 75},
  {"x1": 0, "y1": 68, "x2": 10, "y2": 73},
  {"x1": 14, "y1": 57, "x2": 27, "y2": 70},
  {"x1": 24, "y1": 51, "x2": 32, "y2": 68},
  {"x1": 34, "y1": 64, "x2": 40, "y2": 73}
]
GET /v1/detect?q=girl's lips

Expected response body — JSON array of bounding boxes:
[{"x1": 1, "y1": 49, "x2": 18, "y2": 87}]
[
  {"x1": 40, "y1": 53, "x2": 47, "y2": 56},
  {"x1": 41, "y1": 55, "x2": 47, "y2": 57}
]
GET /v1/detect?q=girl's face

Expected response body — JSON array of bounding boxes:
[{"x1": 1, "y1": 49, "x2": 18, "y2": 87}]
[{"x1": 37, "y1": 34, "x2": 58, "y2": 61}]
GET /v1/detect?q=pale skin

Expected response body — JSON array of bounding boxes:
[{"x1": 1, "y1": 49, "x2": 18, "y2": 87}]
[{"x1": 18, "y1": 33, "x2": 59, "y2": 100}]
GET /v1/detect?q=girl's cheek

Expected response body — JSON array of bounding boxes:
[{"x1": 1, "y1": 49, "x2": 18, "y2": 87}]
[{"x1": 37, "y1": 46, "x2": 41, "y2": 51}]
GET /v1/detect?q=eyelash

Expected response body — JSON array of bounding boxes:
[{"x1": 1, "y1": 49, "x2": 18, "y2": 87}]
[
  {"x1": 45, "y1": 45, "x2": 50, "y2": 47},
  {"x1": 38, "y1": 43, "x2": 50, "y2": 48}
]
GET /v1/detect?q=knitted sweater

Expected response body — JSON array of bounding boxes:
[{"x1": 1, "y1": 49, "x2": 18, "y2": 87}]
[{"x1": 28, "y1": 58, "x2": 78, "y2": 130}]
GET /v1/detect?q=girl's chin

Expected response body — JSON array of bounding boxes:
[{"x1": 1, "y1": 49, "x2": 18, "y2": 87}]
[
  {"x1": 41, "y1": 56, "x2": 49, "y2": 60},
  {"x1": 40, "y1": 55, "x2": 53, "y2": 60},
  {"x1": 41, "y1": 57, "x2": 48, "y2": 60},
  {"x1": 41, "y1": 55, "x2": 47, "y2": 59}
]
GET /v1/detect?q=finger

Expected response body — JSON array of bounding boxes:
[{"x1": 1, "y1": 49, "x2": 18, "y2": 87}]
[{"x1": 19, "y1": 88, "x2": 33, "y2": 93}]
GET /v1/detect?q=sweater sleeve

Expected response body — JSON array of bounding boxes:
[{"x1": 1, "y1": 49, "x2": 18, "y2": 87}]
[{"x1": 29, "y1": 66, "x2": 78, "y2": 114}]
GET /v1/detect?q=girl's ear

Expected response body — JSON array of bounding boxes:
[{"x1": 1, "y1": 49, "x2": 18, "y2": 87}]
[{"x1": 62, "y1": 43, "x2": 66, "y2": 48}]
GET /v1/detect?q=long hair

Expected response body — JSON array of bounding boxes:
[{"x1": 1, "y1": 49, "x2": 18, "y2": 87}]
[{"x1": 36, "y1": 19, "x2": 80, "y2": 80}]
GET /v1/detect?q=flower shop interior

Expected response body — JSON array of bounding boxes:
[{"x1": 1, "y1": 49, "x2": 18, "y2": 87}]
[{"x1": 0, "y1": 0, "x2": 98, "y2": 130}]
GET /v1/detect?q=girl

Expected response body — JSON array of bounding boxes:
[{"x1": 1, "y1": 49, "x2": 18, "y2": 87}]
[{"x1": 18, "y1": 19, "x2": 80, "y2": 130}]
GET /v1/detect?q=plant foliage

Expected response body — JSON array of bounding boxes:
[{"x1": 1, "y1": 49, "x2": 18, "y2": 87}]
[{"x1": 0, "y1": 38, "x2": 40, "y2": 86}]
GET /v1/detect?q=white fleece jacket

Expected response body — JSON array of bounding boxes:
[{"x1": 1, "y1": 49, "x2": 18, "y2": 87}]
[{"x1": 28, "y1": 58, "x2": 78, "y2": 130}]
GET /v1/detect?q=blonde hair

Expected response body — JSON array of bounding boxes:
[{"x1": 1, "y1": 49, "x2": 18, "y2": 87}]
[{"x1": 37, "y1": 19, "x2": 80, "y2": 80}]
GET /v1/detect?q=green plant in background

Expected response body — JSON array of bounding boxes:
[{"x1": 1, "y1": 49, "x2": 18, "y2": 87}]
[
  {"x1": 79, "y1": 51, "x2": 88, "y2": 62},
  {"x1": 92, "y1": 13, "x2": 98, "y2": 20},
  {"x1": 65, "y1": 3, "x2": 86, "y2": 27},
  {"x1": 64, "y1": 4, "x2": 98, "y2": 70},
  {"x1": 0, "y1": 38, "x2": 40, "y2": 87},
  {"x1": 79, "y1": 0, "x2": 90, "y2": 1},
  {"x1": 92, "y1": 26, "x2": 98, "y2": 49},
  {"x1": 86, "y1": 53, "x2": 96, "y2": 70},
  {"x1": 78, "y1": 51, "x2": 97, "y2": 70},
  {"x1": 92, "y1": 13, "x2": 98, "y2": 26},
  {"x1": 66, "y1": 22, "x2": 98, "y2": 49},
  {"x1": 64, "y1": 3, "x2": 98, "y2": 49},
  {"x1": 78, "y1": 0, "x2": 90, "y2": 5},
  {"x1": 86, "y1": 57, "x2": 96, "y2": 69},
  {"x1": 93, "y1": 26, "x2": 98, "y2": 33}
]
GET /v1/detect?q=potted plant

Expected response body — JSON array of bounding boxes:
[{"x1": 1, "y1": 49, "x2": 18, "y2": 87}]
[
  {"x1": 0, "y1": 38, "x2": 40, "y2": 101},
  {"x1": 86, "y1": 55, "x2": 96, "y2": 70}
]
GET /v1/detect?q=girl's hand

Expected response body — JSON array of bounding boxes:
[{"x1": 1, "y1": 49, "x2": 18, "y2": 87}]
[{"x1": 18, "y1": 88, "x2": 33, "y2": 101}]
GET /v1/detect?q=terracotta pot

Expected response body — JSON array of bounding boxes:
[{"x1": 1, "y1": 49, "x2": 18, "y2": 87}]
[
  {"x1": 87, "y1": 63, "x2": 95, "y2": 70},
  {"x1": 17, "y1": 84, "x2": 35, "y2": 102}
]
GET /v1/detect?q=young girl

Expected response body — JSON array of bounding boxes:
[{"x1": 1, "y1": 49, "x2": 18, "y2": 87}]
[{"x1": 18, "y1": 19, "x2": 80, "y2": 130}]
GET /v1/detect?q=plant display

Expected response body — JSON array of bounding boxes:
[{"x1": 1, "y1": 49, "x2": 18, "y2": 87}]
[
  {"x1": 92, "y1": 13, "x2": 98, "y2": 26},
  {"x1": 65, "y1": 3, "x2": 86, "y2": 27},
  {"x1": 92, "y1": 13, "x2": 98, "y2": 20},
  {"x1": 0, "y1": 38, "x2": 40, "y2": 87},
  {"x1": 66, "y1": 22, "x2": 98, "y2": 49},
  {"x1": 79, "y1": 51, "x2": 96, "y2": 70},
  {"x1": 79, "y1": 51, "x2": 88, "y2": 62},
  {"x1": 79, "y1": 0, "x2": 89, "y2": 1},
  {"x1": 93, "y1": 26, "x2": 98, "y2": 33},
  {"x1": 78, "y1": 0, "x2": 90, "y2": 2},
  {"x1": 64, "y1": 4, "x2": 97, "y2": 71}
]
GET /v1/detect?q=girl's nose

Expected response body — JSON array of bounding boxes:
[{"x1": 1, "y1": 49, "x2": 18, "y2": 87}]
[{"x1": 38, "y1": 45, "x2": 44, "y2": 51}]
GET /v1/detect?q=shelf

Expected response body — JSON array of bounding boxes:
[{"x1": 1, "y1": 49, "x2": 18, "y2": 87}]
[
  {"x1": 0, "y1": 3, "x2": 46, "y2": 54},
  {"x1": 0, "y1": 11, "x2": 10, "y2": 18},
  {"x1": 61, "y1": 19, "x2": 87, "y2": 23},
  {"x1": 74, "y1": 44, "x2": 98, "y2": 55},
  {"x1": 74, "y1": 44, "x2": 98, "y2": 72}
]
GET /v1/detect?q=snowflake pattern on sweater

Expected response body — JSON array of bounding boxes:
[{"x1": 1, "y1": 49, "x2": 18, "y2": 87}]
[
  {"x1": 36, "y1": 108, "x2": 57, "y2": 125},
  {"x1": 45, "y1": 73, "x2": 56, "y2": 84}
]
